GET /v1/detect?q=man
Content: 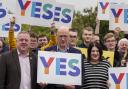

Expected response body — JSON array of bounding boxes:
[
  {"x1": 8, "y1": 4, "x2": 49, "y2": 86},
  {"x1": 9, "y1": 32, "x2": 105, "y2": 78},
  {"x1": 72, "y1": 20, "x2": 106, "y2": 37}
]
[
  {"x1": 44, "y1": 26, "x2": 82, "y2": 89},
  {"x1": 30, "y1": 32, "x2": 38, "y2": 54},
  {"x1": 0, "y1": 31, "x2": 41, "y2": 89},
  {"x1": 104, "y1": 32, "x2": 120, "y2": 67},
  {"x1": 38, "y1": 34, "x2": 48, "y2": 49},
  {"x1": 104, "y1": 33, "x2": 117, "y2": 51},
  {"x1": 78, "y1": 26, "x2": 93, "y2": 48},
  {"x1": 69, "y1": 28, "x2": 78, "y2": 47},
  {"x1": 91, "y1": 34, "x2": 100, "y2": 44}
]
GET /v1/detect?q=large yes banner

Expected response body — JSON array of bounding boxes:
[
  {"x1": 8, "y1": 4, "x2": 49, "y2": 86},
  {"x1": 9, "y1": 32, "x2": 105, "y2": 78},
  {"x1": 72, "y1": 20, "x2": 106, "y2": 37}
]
[
  {"x1": 0, "y1": 0, "x2": 21, "y2": 37},
  {"x1": 37, "y1": 51, "x2": 82, "y2": 85},
  {"x1": 109, "y1": 3, "x2": 128, "y2": 31},
  {"x1": 109, "y1": 67, "x2": 128, "y2": 89},
  {"x1": 6, "y1": 0, "x2": 74, "y2": 28}
]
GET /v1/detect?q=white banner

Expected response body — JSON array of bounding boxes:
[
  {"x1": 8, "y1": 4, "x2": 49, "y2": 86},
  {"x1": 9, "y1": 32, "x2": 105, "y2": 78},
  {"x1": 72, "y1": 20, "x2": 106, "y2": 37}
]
[
  {"x1": 6, "y1": 0, "x2": 74, "y2": 28},
  {"x1": 109, "y1": 67, "x2": 128, "y2": 89},
  {"x1": 110, "y1": 0, "x2": 128, "y2": 4},
  {"x1": 109, "y1": 3, "x2": 128, "y2": 31},
  {"x1": 97, "y1": 0, "x2": 110, "y2": 20},
  {"x1": 37, "y1": 51, "x2": 82, "y2": 85},
  {"x1": 0, "y1": 1, "x2": 21, "y2": 37}
]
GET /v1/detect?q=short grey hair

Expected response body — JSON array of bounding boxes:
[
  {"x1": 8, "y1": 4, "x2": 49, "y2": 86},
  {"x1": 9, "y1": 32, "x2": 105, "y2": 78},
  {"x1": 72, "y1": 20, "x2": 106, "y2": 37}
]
[{"x1": 118, "y1": 38, "x2": 128, "y2": 47}]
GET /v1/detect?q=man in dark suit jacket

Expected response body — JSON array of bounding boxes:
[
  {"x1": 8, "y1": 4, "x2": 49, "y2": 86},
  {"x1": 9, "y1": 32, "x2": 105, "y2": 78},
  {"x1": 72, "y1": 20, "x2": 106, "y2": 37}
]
[
  {"x1": 44, "y1": 26, "x2": 82, "y2": 89},
  {"x1": 0, "y1": 31, "x2": 41, "y2": 89}
]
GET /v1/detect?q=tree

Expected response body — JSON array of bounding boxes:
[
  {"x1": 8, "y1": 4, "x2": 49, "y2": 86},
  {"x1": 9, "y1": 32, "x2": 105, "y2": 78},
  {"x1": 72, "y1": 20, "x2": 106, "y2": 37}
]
[{"x1": 72, "y1": 7, "x2": 109, "y2": 41}]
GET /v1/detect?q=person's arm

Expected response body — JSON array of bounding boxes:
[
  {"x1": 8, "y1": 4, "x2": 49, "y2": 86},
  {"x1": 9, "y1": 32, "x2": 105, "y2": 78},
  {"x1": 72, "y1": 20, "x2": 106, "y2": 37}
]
[
  {"x1": 64, "y1": 85, "x2": 75, "y2": 89},
  {"x1": 120, "y1": 50, "x2": 128, "y2": 67},
  {"x1": 95, "y1": 18, "x2": 100, "y2": 34},
  {"x1": 41, "y1": 23, "x2": 57, "y2": 51},
  {"x1": 0, "y1": 54, "x2": 6, "y2": 89},
  {"x1": 8, "y1": 17, "x2": 16, "y2": 50}
]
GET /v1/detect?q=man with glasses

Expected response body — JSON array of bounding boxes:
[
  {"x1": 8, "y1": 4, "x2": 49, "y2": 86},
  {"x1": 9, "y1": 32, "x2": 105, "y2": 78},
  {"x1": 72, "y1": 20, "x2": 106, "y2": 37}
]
[
  {"x1": 104, "y1": 33, "x2": 117, "y2": 51},
  {"x1": 104, "y1": 32, "x2": 120, "y2": 67}
]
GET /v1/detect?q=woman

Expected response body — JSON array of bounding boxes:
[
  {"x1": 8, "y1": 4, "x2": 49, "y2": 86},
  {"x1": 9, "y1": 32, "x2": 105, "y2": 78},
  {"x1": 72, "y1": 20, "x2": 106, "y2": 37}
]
[
  {"x1": 117, "y1": 38, "x2": 128, "y2": 67},
  {"x1": 82, "y1": 43, "x2": 111, "y2": 89}
]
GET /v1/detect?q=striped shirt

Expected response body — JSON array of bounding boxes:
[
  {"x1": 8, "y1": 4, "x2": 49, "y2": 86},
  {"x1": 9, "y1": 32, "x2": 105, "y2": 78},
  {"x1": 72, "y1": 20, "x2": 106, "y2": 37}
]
[{"x1": 82, "y1": 60, "x2": 111, "y2": 89}]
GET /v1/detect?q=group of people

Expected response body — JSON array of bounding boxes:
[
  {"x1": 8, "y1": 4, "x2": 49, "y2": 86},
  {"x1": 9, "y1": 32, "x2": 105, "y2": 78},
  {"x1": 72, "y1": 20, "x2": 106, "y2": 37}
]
[{"x1": 0, "y1": 18, "x2": 128, "y2": 89}]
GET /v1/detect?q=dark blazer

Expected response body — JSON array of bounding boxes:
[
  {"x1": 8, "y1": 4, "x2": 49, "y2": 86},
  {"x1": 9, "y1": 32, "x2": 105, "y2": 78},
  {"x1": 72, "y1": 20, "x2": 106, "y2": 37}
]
[
  {"x1": 44, "y1": 45, "x2": 82, "y2": 89},
  {"x1": 0, "y1": 49, "x2": 40, "y2": 89},
  {"x1": 45, "y1": 45, "x2": 81, "y2": 53}
]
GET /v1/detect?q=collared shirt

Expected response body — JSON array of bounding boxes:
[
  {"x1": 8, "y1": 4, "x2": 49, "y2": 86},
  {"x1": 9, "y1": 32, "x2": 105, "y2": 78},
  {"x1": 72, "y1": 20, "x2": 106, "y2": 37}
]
[
  {"x1": 17, "y1": 50, "x2": 31, "y2": 89},
  {"x1": 57, "y1": 46, "x2": 69, "y2": 53}
]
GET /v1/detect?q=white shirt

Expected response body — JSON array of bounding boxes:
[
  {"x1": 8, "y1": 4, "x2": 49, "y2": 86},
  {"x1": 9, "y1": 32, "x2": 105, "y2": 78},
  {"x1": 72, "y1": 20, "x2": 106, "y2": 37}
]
[{"x1": 18, "y1": 50, "x2": 31, "y2": 89}]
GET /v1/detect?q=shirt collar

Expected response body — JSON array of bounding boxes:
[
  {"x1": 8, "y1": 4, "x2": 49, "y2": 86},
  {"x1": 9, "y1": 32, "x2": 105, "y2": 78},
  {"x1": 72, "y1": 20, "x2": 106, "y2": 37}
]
[
  {"x1": 57, "y1": 46, "x2": 69, "y2": 52},
  {"x1": 17, "y1": 49, "x2": 29, "y2": 57}
]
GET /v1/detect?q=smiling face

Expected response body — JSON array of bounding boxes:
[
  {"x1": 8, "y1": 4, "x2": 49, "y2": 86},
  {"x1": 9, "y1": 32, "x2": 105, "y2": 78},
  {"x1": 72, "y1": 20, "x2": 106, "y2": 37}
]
[
  {"x1": 16, "y1": 32, "x2": 30, "y2": 54},
  {"x1": 91, "y1": 46, "x2": 100, "y2": 62},
  {"x1": 38, "y1": 36, "x2": 48, "y2": 47},
  {"x1": 119, "y1": 41, "x2": 128, "y2": 53},
  {"x1": 30, "y1": 37, "x2": 38, "y2": 49},
  {"x1": 82, "y1": 30, "x2": 93, "y2": 44}
]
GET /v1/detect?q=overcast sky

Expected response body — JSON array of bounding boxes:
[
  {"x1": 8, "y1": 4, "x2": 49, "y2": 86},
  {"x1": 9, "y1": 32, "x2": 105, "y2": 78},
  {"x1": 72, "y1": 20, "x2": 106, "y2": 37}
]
[{"x1": 56, "y1": 0, "x2": 97, "y2": 11}]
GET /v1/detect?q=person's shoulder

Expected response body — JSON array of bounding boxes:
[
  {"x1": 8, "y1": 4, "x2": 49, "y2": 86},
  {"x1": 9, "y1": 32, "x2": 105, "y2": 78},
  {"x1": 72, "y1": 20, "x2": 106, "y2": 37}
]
[
  {"x1": 101, "y1": 59, "x2": 112, "y2": 67},
  {"x1": 0, "y1": 49, "x2": 17, "y2": 60},
  {"x1": 45, "y1": 45, "x2": 57, "y2": 51},
  {"x1": 78, "y1": 43, "x2": 88, "y2": 48},
  {"x1": 78, "y1": 43, "x2": 84, "y2": 48},
  {"x1": 68, "y1": 47, "x2": 81, "y2": 54},
  {"x1": 3, "y1": 49, "x2": 16, "y2": 55}
]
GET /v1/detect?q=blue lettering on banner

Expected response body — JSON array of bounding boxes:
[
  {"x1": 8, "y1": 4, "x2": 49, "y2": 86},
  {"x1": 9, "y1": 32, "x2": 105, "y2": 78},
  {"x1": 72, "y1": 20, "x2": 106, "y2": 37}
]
[{"x1": 2, "y1": 23, "x2": 20, "y2": 32}]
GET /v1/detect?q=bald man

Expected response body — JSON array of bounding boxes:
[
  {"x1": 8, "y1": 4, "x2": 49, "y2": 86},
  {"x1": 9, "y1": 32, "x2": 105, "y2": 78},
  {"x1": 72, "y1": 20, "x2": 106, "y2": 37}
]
[{"x1": 44, "y1": 26, "x2": 82, "y2": 89}]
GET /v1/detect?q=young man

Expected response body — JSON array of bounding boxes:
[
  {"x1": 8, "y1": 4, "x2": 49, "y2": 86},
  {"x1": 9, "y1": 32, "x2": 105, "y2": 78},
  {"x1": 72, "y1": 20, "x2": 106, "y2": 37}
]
[
  {"x1": 69, "y1": 28, "x2": 78, "y2": 47},
  {"x1": 38, "y1": 34, "x2": 48, "y2": 49},
  {"x1": 79, "y1": 27, "x2": 93, "y2": 48},
  {"x1": 104, "y1": 32, "x2": 120, "y2": 67},
  {"x1": 30, "y1": 32, "x2": 38, "y2": 54}
]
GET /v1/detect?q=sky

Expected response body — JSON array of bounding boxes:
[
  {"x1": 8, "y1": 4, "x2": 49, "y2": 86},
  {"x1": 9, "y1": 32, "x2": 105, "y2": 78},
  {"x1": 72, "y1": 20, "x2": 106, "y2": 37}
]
[{"x1": 56, "y1": 0, "x2": 97, "y2": 12}]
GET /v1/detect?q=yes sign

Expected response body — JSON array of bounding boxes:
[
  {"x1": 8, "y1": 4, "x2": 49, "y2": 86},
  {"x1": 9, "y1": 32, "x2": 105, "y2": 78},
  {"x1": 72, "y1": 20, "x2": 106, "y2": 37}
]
[
  {"x1": 109, "y1": 67, "x2": 128, "y2": 89},
  {"x1": 6, "y1": 0, "x2": 74, "y2": 28},
  {"x1": 37, "y1": 51, "x2": 82, "y2": 85}
]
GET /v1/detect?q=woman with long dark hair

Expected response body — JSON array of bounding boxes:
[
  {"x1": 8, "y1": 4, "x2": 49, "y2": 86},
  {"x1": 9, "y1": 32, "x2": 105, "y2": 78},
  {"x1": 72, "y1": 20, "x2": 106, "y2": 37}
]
[{"x1": 82, "y1": 43, "x2": 111, "y2": 89}]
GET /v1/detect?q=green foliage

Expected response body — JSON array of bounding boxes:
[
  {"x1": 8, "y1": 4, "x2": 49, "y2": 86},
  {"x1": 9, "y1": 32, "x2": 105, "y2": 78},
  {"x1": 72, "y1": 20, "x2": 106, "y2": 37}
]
[
  {"x1": 22, "y1": 24, "x2": 51, "y2": 38},
  {"x1": 72, "y1": 7, "x2": 109, "y2": 41}
]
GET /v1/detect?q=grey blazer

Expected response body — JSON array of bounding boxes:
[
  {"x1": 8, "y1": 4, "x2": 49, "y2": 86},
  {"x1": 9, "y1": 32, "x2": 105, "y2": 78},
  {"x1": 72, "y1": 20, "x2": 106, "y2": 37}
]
[{"x1": 0, "y1": 49, "x2": 40, "y2": 89}]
